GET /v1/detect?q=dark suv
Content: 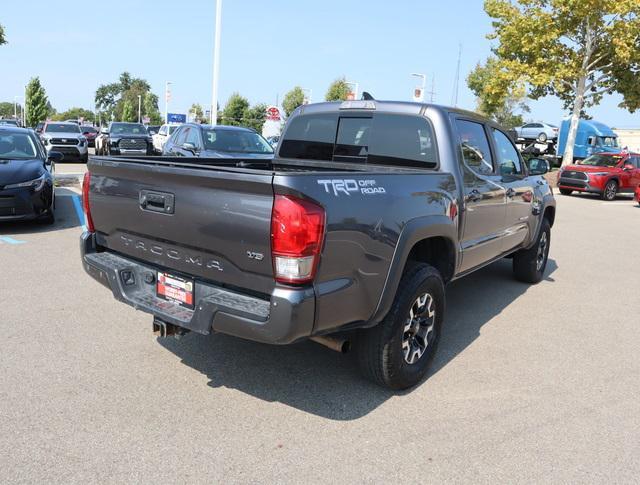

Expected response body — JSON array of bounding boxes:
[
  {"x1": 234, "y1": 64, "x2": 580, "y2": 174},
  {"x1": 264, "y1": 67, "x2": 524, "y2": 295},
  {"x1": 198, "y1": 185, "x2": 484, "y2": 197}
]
[{"x1": 97, "y1": 122, "x2": 153, "y2": 156}]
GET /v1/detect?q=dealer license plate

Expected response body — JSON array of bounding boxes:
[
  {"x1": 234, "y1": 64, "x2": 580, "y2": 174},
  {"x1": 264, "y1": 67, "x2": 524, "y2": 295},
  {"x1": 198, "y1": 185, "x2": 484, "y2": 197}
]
[{"x1": 157, "y1": 272, "x2": 194, "y2": 309}]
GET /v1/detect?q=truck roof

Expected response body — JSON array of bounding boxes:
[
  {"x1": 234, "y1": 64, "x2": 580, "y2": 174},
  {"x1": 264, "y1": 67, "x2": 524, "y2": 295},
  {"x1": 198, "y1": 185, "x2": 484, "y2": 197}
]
[
  {"x1": 561, "y1": 118, "x2": 617, "y2": 137},
  {"x1": 294, "y1": 100, "x2": 484, "y2": 122}
]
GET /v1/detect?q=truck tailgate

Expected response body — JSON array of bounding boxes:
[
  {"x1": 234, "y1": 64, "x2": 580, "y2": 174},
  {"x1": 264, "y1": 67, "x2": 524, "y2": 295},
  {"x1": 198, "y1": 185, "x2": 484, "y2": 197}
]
[{"x1": 88, "y1": 159, "x2": 276, "y2": 295}]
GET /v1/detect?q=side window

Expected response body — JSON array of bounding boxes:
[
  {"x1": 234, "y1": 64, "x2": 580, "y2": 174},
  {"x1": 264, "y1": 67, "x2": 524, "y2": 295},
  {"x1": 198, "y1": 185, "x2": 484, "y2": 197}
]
[
  {"x1": 492, "y1": 129, "x2": 523, "y2": 176},
  {"x1": 185, "y1": 127, "x2": 201, "y2": 148},
  {"x1": 159, "y1": 125, "x2": 167, "y2": 136},
  {"x1": 455, "y1": 119, "x2": 494, "y2": 175},
  {"x1": 522, "y1": 123, "x2": 533, "y2": 128},
  {"x1": 174, "y1": 127, "x2": 189, "y2": 146}
]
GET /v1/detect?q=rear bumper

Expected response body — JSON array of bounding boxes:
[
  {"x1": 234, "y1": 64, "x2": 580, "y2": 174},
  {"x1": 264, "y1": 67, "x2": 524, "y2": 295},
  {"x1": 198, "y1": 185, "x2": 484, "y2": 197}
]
[{"x1": 80, "y1": 232, "x2": 315, "y2": 344}]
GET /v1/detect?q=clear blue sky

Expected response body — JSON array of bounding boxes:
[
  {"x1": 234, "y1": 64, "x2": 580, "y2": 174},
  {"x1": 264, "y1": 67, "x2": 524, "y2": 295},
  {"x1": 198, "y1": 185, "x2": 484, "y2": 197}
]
[{"x1": 1, "y1": 0, "x2": 638, "y2": 127}]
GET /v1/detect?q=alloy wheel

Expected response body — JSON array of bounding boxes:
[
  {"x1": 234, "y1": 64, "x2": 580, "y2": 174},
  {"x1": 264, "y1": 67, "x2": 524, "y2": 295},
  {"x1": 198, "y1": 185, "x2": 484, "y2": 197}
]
[
  {"x1": 402, "y1": 293, "x2": 436, "y2": 365},
  {"x1": 536, "y1": 231, "x2": 548, "y2": 271}
]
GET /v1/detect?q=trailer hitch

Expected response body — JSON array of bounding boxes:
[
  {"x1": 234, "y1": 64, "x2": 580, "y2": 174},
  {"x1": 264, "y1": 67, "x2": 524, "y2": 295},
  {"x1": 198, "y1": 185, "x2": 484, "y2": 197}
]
[{"x1": 153, "y1": 317, "x2": 189, "y2": 340}]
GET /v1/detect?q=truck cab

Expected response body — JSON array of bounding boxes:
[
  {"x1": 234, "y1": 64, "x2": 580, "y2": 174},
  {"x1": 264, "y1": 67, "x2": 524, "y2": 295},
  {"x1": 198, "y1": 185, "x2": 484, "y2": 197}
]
[{"x1": 556, "y1": 119, "x2": 621, "y2": 162}]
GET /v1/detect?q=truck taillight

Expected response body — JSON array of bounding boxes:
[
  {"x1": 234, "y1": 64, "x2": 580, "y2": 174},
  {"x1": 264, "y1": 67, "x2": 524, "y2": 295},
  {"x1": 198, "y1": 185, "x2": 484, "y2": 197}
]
[
  {"x1": 82, "y1": 171, "x2": 95, "y2": 233},
  {"x1": 271, "y1": 195, "x2": 325, "y2": 284}
]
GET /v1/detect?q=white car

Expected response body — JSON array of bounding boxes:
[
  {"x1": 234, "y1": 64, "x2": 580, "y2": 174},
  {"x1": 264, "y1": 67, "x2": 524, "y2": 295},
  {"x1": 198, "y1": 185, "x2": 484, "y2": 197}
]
[
  {"x1": 515, "y1": 122, "x2": 559, "y2": 142},
  {"x1": 152, "y1": 124, "x2": 181, "y2": 154}
]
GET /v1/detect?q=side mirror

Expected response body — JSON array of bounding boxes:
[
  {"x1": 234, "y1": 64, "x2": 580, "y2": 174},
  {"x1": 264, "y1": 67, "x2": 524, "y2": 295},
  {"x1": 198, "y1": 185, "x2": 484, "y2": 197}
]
[
  {"x1": 47, "y1": 151, "x2": 64, "y2": 162},
  {"x1": 528, "y1": 157, "x2": 549, "y2": 175},
  {"x1": 182, "y1": 142, "x2": 197, "y2": 153}
]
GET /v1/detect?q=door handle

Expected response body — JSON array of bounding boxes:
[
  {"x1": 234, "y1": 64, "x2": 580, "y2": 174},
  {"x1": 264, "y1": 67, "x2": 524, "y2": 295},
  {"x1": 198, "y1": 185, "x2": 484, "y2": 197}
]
[
  {"x1": 506, "y1": 188, "x2": 516, "y2": 198},
  {"x1": 466, "y1": 189, "x2": 482, "y2": 202}
]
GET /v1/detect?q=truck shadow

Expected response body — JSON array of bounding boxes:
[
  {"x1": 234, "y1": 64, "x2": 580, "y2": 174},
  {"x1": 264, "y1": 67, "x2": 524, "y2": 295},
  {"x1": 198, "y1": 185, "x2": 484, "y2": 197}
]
[
  {"x1": 159, "y1": 258, "x2": 557, "y2": 421},
  {"x1": 0, "y1": 188, "x2": 82, "y2": 236}
]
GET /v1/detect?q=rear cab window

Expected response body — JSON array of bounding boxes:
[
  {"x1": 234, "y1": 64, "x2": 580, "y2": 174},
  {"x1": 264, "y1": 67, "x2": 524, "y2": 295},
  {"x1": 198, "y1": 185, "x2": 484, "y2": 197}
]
[{"x1": 279, "y1": 112, "x2": 438, "y2": 169}]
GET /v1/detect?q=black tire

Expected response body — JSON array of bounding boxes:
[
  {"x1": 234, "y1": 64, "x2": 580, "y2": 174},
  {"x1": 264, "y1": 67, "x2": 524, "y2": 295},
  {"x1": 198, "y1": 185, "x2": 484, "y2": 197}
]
[
  {"x1": 82, "y1": 153, "x2": 89, "y2": 164},
  {"x1": 356, "y1": 263, "x2": 445, "y2": 390},
  {"x1": 40, "y1": 208, "x2": 55, "y2": 225},
  {"x1": 513, "y1": 218, "x2": 550, "y2": 284},
  {"x1": 601, "y1": 180, "x2": 618, "y2": 201},
  {"x1": 537, "y1": 132, "x2": 548, "y2": 142},
  {"x1": 559, "y1": 188, "x2": 573, "y2": 196}
]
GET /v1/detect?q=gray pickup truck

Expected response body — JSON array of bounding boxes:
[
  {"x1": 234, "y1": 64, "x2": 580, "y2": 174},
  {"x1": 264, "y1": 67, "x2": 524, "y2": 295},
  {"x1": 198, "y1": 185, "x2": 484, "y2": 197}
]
[{"x1": 80, "y1": 100, "x2": 556, "y2": 389}]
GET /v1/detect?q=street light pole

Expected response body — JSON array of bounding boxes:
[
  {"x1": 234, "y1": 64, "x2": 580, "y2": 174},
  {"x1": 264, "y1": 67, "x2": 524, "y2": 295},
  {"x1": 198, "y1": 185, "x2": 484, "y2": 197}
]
[
  {"x1": 211, "y1": 0, "x2": 222, "y2": 125},
  {"x1": 138, "y1": 95, "x2": 142, "y2": 123},
  {"x1": 165, "y1": 81, "x2": 172, "y2": 124},
  {"x1": 411, "y1": 73, "x2": 426, "y2": 102},
  {"x1": 23, "y1": 85, "x2": 27, "y2": 127}
]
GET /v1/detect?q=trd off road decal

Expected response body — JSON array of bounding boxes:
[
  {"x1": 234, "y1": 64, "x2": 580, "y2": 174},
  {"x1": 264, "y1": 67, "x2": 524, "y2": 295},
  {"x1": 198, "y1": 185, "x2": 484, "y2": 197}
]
[{"x1": 317, "y1": 179, "x2": 386, "y2": 196}]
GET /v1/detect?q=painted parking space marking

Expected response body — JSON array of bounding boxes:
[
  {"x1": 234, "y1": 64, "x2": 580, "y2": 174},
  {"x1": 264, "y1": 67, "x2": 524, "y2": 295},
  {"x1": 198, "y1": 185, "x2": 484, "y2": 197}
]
[
  {"x1": 71, "y1": 195, "x2": 87, "y2": 231},
  {"x1": 0, "y1": 236, "x2": 26, "y2": 245}
]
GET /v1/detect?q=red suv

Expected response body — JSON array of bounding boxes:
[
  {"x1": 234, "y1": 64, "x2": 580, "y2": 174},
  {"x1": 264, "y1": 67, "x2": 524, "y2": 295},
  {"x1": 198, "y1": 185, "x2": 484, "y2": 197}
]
[{"x1": 557, "y1": 152, "x2": 640, "y2": 201}]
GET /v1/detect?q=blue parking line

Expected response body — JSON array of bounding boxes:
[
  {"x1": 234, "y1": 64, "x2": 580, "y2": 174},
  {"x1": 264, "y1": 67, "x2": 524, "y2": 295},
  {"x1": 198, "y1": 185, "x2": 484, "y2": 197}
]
[
  {"x1": 72, "y1": 195, "x2": 87, "y2": 231},
  {"x1": 0, "y1": 236, "x2": 26, "y2": 245}
]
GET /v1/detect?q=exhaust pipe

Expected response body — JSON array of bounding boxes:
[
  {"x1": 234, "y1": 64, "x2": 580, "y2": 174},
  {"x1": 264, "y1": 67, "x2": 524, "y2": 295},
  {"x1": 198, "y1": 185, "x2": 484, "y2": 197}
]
[{"x1": 310, "y1": 335, "x2": 351, "y2": 353}]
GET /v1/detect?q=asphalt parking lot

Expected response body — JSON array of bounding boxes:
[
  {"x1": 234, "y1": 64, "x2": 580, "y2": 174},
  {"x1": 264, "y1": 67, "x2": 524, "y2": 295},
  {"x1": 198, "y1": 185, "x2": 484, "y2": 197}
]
[{"x1": 1, "y1": 169, "x2": 639, "y2": 483}]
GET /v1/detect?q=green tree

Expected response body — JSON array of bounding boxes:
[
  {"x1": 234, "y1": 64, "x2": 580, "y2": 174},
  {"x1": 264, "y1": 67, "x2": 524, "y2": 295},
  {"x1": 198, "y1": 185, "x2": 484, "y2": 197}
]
[
  {"x1": 95, "y1": 72, "x2": 157, "y2": 123},
  {"x1": 0, "y1": 23, "x2": 6, "y2": 45},
  {"x1": 483, "y1": 0, "x2": 640, "y2": 165},
  {"x1": 25, "y1": 77, "x2": 51, "y2": 127},
  {"x1": 282, "y1": 86, "x2": 305, "y2": 117},
  {"x1": 242, "y1": 103, "x2": 267, "y2": 132},
  {"x1": 143, "y1": 93, "x2": 162, "y2": 124},
  {"x1": 52, "y1": 107, "x2": 95, "y2": 123},
  {"x1": 121, "y1": 100, "x2": 136, "y2": 122},
  {"x1": 190, "y1": 103, "x2": 204, "y2": 123},
  {"x1": 325, "y1": 77, "x2": 350, "y2": 101},
  {"x1": 0, "y1": 101, "x2": 21, "y2": 119},
  {"x1": 467, "y1": 57, "x2": 530, "y2": 129},
  {"x1": 220, "y1": 93, "x2": 249, "y2": 126}
]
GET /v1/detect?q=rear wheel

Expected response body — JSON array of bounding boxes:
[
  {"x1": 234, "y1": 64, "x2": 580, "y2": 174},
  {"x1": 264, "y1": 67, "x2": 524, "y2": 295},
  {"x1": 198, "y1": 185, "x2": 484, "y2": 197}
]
[
  {"x1": 601, "y1": 180, "x2": 618, "y2": 201},
  {"x1": 356, "y1": 263, "x2": 444, "y2": 390},
  {"x1": 559, "y1": 188, "x2": 573, "y2": 196},
  {"x1": 537, "y1": 132, "x2": 548, "y2": 142},
  {"x1": 513, "y1": 218, "x2": 550, "y2": 283}
]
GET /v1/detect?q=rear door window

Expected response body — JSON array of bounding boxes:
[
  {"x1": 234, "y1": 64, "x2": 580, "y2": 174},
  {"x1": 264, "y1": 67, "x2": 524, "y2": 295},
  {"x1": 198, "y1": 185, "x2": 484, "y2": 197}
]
[{"x1": 455, "y1": 119, "x2": 494, "y2": 175}]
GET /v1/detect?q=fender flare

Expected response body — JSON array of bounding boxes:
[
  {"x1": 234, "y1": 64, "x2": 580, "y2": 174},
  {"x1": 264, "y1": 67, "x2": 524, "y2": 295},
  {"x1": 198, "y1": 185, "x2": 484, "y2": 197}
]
[
  {"x1": 525, "y1": 195, "x2": 556, "y2": 250},
  {"x1": 368, "y1": 215, "x2": 458, "y2": 325}
]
